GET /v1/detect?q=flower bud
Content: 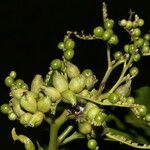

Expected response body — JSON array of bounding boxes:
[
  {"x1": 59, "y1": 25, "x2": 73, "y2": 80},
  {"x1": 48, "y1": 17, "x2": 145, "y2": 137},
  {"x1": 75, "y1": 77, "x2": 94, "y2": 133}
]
[
  {"x1": 115, "y1": 80, "x2": 132, "y2": 97},
  {"x1": 41, "y1": 86, "x2": 61, "y2": 102},
  {"x1": 28, "y1": 111, "x2": 44, "y2": 127},
  {"x1": 19, "y1": 112, "x2": 32, "y2": 126},
  {"x1": 11, "y1": 98, "x2": 25, "y2": 117},
  {"x1": 31, "y1": 74, "x2": 44, "y2": 94},
  {"x1": 66, "y1": 62, "x2": 80, "y2": 79},
  {"x1": 52, "y1": 71, "x2": 68, "y2": 92},
  {"x1": 37, "y1": 96, "x2": 51, "y2": 113},
  {"x1": 20, "y1": 91, "x2": 37, "y2": 113},
  {"x1": 78, "y1": 122, "x2": 92, "y2": 135},
  {"x1": 62, "y1": 90, "x2": 77, "y2": 106},
  {"x1": 69, "y1": 75, "x2": 86, "y2": 93},
  {"x1": 85, "y1": 75, "x2": 98, "y2": 90}
]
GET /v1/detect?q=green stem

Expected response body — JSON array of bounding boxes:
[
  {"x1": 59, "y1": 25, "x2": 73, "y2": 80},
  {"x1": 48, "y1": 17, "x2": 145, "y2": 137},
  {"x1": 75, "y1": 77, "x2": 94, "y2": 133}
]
[
  {"x1": 108, "y1": 54, "x2": 133, "y2": 94},
  {"x1": 58, "y1": 125, "x2": 74, "y2": 144},
  {"x1": 60, "y1": 131, "x2": 85, "y2": 146},
  {"x1": 48, "y1": 110, "x2": 69, "y2": 150}
]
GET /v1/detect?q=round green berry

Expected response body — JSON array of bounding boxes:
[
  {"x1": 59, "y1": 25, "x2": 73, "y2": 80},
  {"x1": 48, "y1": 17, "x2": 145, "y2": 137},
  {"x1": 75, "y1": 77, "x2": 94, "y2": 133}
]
[
  {"x1": 129, "y1": 67, "x2": 139, "y2": 76},
  {"x1": 108, "y1": 93, "x2": 119, "y2": 104},
  {"x1": 9, "y1": 71, "x2": 17, "y2": 79},
  {"x1": 63, "y1": 49, "x2": 74, "y2": 60},
  {"x1": 126, "y1": 20, "x2": 133, "y2": 29},
  {"x1": 137, "y1": 105, "x2": 147, "y2": 117},
  {"x1": 64, "y1": 39, "x2": 75, "y2": 50},
  {"x1": 57, "y1": 42, "x2": 65, "y2": 50},
  {"x1": 1, "y1": 104, "x2": 12, "y2": 114},
  {"x1": 133, "y1": 53, "x2": 141, "y2": 62},
  {"x1": 108, "y1": 34, "x2": 119, "y2": 45},
  {"x1": 129, "y1": 44, "x2": 136, "y2": 54},
  {"x1": 4, "y1": 76, "x2": 14, "y2": 87},
  {"x1": 93, "y1": 26, "x2": 104, "y2": 37},
  {"x1": 144, "y1": 34, "x2": 150, "y2": 41},
  {"x1": 15, "y1": 79, "x2": 24, "y2": 87},
  {"x1": 134, "y1": 38, "x2": 144, "y2": 47},
  {"x1": 120, "y1": 19, "x2": 127, "y2": 27},
  {"x1": 87, "y1": 139, "x2": 98, "y2": 150},
  {"x1": 104, "y1": 19, "x2": 114, "y2": 29},
  {"x1": 132, "y1": 28, "x2": 141, "y2": 37},
  {"x1": 137, "y1": 18, "x2": 144, "y2": 27},
  {"x1": 113, "y1": 51, "x2": 123, "y2": 60},
  {"x1": 145, "y1": 114, "x2": 150, "y2": 121},
  {"x1": 141, "y1": 45, "x2": 150, "y2": 53},
  {"x1": 124, "y1": 44, "x2": 130, "y2": 53},
  {"x1": 126, "y1": 96, "x2": 135, "y2": 104},
  {"x1": 102, "y1": 29, "x2": 113, "y2": 41},
  {"x1": 78, "y1": 122, "x2": 92, "y2": 135},
  {"x1": 82, "y1": 69, "x2": 93, "y2": 77},
  {"x1": 50, "y1": 59, "x2": 62, "y2": 70}
]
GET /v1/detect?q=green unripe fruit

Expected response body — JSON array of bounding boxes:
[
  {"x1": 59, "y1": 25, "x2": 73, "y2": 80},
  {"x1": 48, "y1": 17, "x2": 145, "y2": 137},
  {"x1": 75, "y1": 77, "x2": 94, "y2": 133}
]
[
  {"x1": 66, "y1": 62, "x2": 80, "y2": 79},
  {"x1": 20, "y1": 91, "x2": 37, "y2": 113},
  {"x1": 21, "y1": 83, "x2": 29, "y2": 90},
  {"x1": 145, "y1": 114, "x2": 150, "y2": 122},
  {"x1": 1, "y1": 104, "x2": 12, "y2": 114},
  {"x1": 126, "y1": 96, "x2": 135, "y2": 104},
  {"x1": 132, "y1": 28, "x2": 141, "y2": 37},
  {"x1": 52, "y1": 71, "x2": 68, "y2": 93},
  {"x1": 11, "y1": 98, "x2": 25, "y2": 117},
  {"x1": 133, "y1": 53, "x2": 141, "y2": 62},
  {"x1": 57, "y1": 42, "x2": 65, "y2": 50},
  {"x1": 108, "y1": 92, "x2": 119, "y2": 104},
  {"x1": 41, "y1": 86, "x2": 61, "y2": 102},
  {"x1": 82, "y1": 69, "x2": 93, "y2": 77},
  {"x1": 113, "y1": 51, "x2": 123, "y2": 60},
  {"x1": 63, "y1": 49, "x2": 74, "y2": 60},
  {"x1": 9, "y1": 71, "x2": 17, "y2": 79},
  {"x1": 124, "y1": 44, "x2": 130, "y2": 53},
  {"x1": 19, "y1": 113, "x2": 32, "y2": 126},
  {"x1": 64, "y1": 39, "x2": 75, "y2": 50},
  {"x1": 69, "y1": 75, "x2": 86, "y2": 93},
  {"x1": 50, "y1": 59, "x2": 62, "y2": 70},
  {"x1": 62, "y1": 90, "x2": 77, "y2": 106},
  {"x1": 104, "y1": 19, "x2": 114, "y2": 29},
  {"x1": 93, "y1": 26, "x2": 104, "y2": 37},
  {"x1": 129, "y1": 67, "x2": 139, "y2": 76},
  {"x1": 134, "y1": 38, "x2": 144, "y2": 47},
  {"x1": 120, "y1": 19, "x2": 127, "y2": 27},
  {"x1": 15, "y1": 79, "x2": 24, "y2": 87},
  {"x1": 8, "y1": 112, "x2": 17, "y2": 121},
  {"x1": 137, "y1": 105, "x2": 147, "y2": 117},
  {"x1": 144, "y1": 34, "x2": 150, "y2": 41},
  {"x1": 5, "y1": 76, "x2": 14, "y2": 87},
  {"x1": 126, "y1": 20, "x2": 132, "y2": 29},
  {"x1": 102, "y1": 29, "x2": 113, "y2": 41},
  {"x1": 78, "y1": 122, "x2": 92, "y2": 135},
  {"x1": 28, "y1": 111, "x2": 44, "y2": 127},
  {"x1": 87, "y1": 139, "x2": 98, "y2": 150},
  {"x1": 37, "y1": 96, "x2": 51, "y2": 113},
  {"x1": 141, "y1": 45, "x2": 149, "y2": 54},
  {"x1": 31, "y1": 74, "x2": 44, "y2": 94},
  {"x1": 108, "y1": 34, "x2": 119, "y2": 45},
  {"x1": 129, "y1": 44, "x2": 136, "y2": 54},
  {"x1": 137, "y1": 18, "x2": 144, "y2": 27}
]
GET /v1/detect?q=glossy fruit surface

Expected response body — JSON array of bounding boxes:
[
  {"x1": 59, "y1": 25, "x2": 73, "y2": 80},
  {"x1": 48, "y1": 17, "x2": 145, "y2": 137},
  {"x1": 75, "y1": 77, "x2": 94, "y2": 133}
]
[
  {"x1": 108, "y1": 93, "x2": 119, "y2": 104},
  {"x1": 93, "y1": 26, "x2": 104, "y2": 37},
  {"x1": 63, "y1": 49, "x2": 74, "y2": 60},
  {"x1": 87, "y1": 139, "x2": 97, "y2": 150},
  {"x1": 50, "y1": 59, "x2": 62, "y2": 70}
]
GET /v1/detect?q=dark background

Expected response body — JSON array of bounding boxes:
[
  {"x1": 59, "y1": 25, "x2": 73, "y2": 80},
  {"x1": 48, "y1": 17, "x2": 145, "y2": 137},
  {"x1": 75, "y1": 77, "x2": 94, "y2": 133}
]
[{"x1": 0, "y1": 0, "x2": 150, "y2": 149}]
